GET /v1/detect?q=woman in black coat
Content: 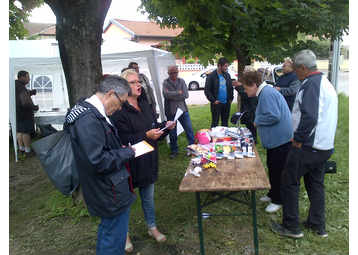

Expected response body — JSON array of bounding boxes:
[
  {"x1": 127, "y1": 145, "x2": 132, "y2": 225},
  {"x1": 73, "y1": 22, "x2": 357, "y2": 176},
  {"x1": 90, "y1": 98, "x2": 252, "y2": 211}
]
[{"x1": 111, "y1": 69, "x2": 175, "y2": 253}]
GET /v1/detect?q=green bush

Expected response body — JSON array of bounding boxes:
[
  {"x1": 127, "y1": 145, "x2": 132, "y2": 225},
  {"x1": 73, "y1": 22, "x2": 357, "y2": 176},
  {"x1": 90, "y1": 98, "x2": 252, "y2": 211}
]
[{"x1": 186, "y1": 58, "x2": 196, "y2": 64}]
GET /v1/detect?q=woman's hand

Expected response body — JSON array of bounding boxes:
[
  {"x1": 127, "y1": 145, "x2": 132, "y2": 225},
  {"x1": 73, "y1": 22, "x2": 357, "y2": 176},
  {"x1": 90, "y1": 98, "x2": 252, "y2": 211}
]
[
  {"x1": 232, "y1": 80, "x2": 241, "y2": 87},
  {"x1": 146, "y1": 128, "x2": 164, "y2": 140}
]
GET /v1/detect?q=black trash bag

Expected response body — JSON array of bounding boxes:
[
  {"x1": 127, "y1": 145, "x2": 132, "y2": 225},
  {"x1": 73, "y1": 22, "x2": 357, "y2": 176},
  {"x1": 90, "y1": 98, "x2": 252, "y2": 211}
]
[
  {"x1": 38, "y1": 124, "x2": 58, "y2": 137},
  {"x1": 32, "y1": 130, "x2": 79, "y2": 195}
]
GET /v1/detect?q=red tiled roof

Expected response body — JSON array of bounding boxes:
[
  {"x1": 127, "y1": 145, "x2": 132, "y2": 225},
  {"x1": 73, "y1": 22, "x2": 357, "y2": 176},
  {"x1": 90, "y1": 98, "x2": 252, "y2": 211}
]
[
  {"x1": 40, "y1": 26, "x2": 56, "y2": 35},
  {"x1": 24, "y1": 22, "x2": 55, "y2": 36},
  {"x1": 112, "y1": 19, "x2": 183, "y2": 37}
]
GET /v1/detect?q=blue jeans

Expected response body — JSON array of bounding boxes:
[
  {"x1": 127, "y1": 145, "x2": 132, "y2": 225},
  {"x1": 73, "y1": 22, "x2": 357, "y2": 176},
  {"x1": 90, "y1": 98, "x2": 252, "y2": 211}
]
[
  {"x1": 96, "y1": 208, "x2": 130, "y2": 255},
  {"x1": 167, "y1": 111, "x2": 195, "y2": 154},
  {"x1": 138, "y1": 183, "x2": 156, "y2": 228}
]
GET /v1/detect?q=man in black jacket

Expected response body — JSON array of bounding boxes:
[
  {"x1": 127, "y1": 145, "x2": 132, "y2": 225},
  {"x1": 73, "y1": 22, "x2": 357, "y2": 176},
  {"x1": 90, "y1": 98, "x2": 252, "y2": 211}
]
[
  {"x1": 65, "y1": 75, "x2": 136, "y2": 255},
  {"x1": 204, "y1": 58, "x2": 234, "y2": 127},
  {"x1": 15, "y1": 70, "x2": 38, "y2": 156}
]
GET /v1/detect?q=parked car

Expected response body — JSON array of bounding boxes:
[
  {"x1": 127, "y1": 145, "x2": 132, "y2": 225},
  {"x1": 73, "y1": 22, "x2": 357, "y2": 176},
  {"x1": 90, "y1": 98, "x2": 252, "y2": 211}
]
[
  {"x1": 183, "y1": 66, "x2": 238, "y2": 90},
  {"x1": 257, "y1": 65, "x2": 283, "y2": 85}
]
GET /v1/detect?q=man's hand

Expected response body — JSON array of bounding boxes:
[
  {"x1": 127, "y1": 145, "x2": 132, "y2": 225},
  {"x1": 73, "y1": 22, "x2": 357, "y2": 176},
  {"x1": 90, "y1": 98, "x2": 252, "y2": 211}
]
[
  {"x1": 214, "y1": 100, "x2": 220, "y2": 105},
  {"x1": 290, "y1": 139, "x2": 302, "y2": 148},
  {"x1": 166, "y1": 121, "x2": 176, "y2": 130}
]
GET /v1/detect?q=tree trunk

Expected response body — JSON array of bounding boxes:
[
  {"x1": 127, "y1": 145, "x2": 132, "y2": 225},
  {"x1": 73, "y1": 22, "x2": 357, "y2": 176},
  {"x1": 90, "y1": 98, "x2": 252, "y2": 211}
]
[
  {"x1": 45, "y1": 0, "x2": 112, "y2": 107},
  {"x1": 233, "y1": 43, "x2": 251, "y2": 112},
  {"x1": 234, "y1": 44, "x2": 251, "y2": 78}
]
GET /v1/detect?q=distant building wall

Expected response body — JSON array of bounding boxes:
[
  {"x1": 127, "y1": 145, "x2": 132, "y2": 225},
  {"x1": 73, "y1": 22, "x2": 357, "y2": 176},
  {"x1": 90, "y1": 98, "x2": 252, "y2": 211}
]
[
  {"x1": 104, "y1": 24, "x2": 131, "y2": 38},
  {"x1": 317, "y1": 58, "x2": 349, "y2": 71}
]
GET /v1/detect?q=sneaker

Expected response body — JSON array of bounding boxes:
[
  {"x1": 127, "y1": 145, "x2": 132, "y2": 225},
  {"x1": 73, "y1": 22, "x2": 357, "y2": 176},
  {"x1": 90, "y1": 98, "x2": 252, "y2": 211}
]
[
  {"x1": 18, "y1": 149, "x2": 25, "y2": 156},
  {"x1": 260, "y1": 196, "x2": 271, "y2": 202},
  {"x1": 25, "y1": 150, "x2": 36, "y2": 156},
  {"x1": 265, "y1": 203, "x2": 282, "y2": 213},
  {"x1": 301, "y1": 220, "x2": 328, "y2": 238},
  {"x1": 170, "y1": 152, "x2": 177, "y2": 159},
  {"x1": 271, "y1": 222, "x2": 304, "y2": 238}
]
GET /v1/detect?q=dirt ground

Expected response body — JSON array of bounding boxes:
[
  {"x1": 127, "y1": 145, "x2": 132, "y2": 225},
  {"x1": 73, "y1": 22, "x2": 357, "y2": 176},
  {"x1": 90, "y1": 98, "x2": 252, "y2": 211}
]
[{"x1": 9, "y1": 151, "x2": 256, "y2": 255}]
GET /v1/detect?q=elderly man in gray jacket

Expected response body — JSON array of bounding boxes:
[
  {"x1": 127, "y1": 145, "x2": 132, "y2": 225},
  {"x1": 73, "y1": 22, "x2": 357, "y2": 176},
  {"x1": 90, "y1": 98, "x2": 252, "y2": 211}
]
[{"x1": 162, "y1": 65, "x2": 195, "y2": 158}]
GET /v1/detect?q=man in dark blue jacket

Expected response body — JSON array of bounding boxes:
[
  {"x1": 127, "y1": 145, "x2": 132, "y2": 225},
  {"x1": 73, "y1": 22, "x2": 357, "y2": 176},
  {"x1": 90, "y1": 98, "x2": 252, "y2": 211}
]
[
  {"x1": 204, "y1": 58, "x2": 234, "y2": 127},
  {"x1": 65, "y1": 75, "x2": 136, "y2": 255}
]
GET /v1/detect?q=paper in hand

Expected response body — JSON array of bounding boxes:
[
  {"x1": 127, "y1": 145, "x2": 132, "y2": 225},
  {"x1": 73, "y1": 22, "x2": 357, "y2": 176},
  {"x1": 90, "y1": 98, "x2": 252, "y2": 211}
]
[
  {"x1": 158, "y1": 108, "x2": 183, "y2": 132},
  {"x1": 132, "y1": 140, "x2": 154, "y2": 158}
]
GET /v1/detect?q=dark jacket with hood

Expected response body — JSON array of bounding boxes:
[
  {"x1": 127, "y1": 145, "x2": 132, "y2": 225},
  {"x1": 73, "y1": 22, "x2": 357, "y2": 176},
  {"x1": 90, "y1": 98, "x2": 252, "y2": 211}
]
[
  {"x1": 111, "y1": 98, "x2": 170, "y2": 189},
  {"x1": 64, "y1": 98, "x2": 136, "y2": 217}
]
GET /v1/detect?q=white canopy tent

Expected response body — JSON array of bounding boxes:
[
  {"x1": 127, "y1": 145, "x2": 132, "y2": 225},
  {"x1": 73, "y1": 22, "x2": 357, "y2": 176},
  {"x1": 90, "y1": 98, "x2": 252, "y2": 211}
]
[{"x1": 9, "y1": 35, "x2": 176, "y2": 161}]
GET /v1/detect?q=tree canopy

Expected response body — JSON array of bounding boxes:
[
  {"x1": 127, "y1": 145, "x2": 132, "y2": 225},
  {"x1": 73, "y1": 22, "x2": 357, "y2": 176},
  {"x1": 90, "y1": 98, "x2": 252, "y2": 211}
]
[
  {"x1": 140, "y1": 0, "x2": 349, "y2": 73},
  {"x1": 9, "y1": 0, "x2": 44, "y2": 39}
]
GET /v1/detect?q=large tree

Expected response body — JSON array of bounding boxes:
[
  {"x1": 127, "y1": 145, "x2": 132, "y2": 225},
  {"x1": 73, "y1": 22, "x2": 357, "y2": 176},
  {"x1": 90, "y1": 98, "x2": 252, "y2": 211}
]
[
  {"x1": 44, "y1": 0, "x2": 111, "y2": 106},
  {"x1": 140, "y1": 0, "x2": 349, "y2": 75},
  {"x1": 9, "y1": 0, "x2": 111, "y2": 106}
]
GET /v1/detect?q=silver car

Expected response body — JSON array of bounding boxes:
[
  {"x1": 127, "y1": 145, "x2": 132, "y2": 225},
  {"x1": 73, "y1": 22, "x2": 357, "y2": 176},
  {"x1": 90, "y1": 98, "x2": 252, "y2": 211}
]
[
  {"x1": 257, "y1": 65, "x2": 283, "y2": 85},
  {"x1": 183, "y1": 66, "x2": 238, "y2": 90}
]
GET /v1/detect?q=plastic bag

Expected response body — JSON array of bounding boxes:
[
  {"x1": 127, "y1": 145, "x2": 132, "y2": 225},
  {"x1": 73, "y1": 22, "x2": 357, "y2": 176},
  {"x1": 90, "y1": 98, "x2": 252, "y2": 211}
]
[
  {"x1": 195, "y1": 129, "x2": 211, "y2": 144},
  {"x1": 32, "y1": 130, "x2": 79, "y2": 195}
]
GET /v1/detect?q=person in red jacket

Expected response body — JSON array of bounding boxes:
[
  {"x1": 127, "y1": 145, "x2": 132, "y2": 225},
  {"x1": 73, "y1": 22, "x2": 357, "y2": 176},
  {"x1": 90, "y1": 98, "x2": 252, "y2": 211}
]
[{"x1": 15, "y1": 70, "x2": 39, "y2": 156}]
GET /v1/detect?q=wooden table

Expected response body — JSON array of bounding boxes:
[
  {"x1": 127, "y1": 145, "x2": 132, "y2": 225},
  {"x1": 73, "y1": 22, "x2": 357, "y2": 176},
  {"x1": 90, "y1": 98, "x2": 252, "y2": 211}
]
[{"x1": 179, "y1": 144, "x2": 270, "y2": 255}]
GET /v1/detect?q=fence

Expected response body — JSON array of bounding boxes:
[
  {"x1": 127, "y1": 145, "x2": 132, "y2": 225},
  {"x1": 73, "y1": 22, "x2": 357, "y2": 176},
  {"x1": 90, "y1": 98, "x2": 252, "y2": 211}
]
[
  {"x1": 177, "y1": 64, "x2": 215, "y2": 71},
  {"x1": 177, "y1": 63, "x2": 239, "y2": 71}
]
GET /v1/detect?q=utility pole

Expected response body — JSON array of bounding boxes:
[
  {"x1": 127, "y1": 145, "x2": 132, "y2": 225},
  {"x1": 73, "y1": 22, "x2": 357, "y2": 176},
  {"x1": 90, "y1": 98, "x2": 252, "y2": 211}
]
[{"x1": 328, "y1": 37, "x2": 342, "y2": 91}]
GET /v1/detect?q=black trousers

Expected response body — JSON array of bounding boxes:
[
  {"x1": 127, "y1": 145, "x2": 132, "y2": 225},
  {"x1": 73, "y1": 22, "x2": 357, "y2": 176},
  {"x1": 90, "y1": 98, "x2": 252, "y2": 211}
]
[
  {"x1": 210, "y1": 102, "x2": 231, "y2": 128},
  {"x1": 281, "y1": 146, "x2": 332, "y2": 231},
  {"x1": 245, "y1": 123, "x2": 257, "y2": 143},
  {"x1": 266, "y1": 142, "x2": 291, "y2": 205}
]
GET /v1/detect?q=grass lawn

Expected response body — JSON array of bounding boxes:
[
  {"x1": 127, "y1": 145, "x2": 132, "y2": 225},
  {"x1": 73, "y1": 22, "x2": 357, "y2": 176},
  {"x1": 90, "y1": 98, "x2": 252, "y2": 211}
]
[{"x1": 9, "y1": 93, "x2": 349, "y2": 254}]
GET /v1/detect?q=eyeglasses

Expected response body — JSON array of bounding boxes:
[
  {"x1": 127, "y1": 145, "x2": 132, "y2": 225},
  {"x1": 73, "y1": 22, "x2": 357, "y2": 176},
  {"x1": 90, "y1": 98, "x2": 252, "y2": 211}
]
[
  {"x1": 113, "y1": 91, "x2": 125, "y2": 107},
  {"x1": 128, "y1": 80, "x2": 142, "y2": 85},
  {"x1": 169, "y1": 72, "x2": 178, "y2": 75}
]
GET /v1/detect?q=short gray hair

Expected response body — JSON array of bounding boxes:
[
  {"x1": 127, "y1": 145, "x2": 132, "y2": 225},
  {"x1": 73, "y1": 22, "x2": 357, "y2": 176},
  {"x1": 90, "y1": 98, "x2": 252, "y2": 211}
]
[
  {"x1": 292, "y1": 49, "x2": 317, "y2": 71},
  {"x1": 97, "y1": 75, "x2": 132, "y2": 96},
  {"x1": 167, "y1": 65, "x2": 178, "y2": 73}
]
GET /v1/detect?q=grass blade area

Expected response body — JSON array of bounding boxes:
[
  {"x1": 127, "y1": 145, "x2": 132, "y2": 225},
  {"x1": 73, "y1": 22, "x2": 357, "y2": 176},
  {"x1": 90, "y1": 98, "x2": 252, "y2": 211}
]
[{"x1": 9, "y1": 93, "x2": 349, "y2": 254}]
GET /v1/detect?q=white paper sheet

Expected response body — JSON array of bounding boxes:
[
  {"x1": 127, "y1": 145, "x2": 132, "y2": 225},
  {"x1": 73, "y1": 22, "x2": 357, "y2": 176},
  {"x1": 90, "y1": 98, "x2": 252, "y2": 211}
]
[
  {"x1": 158, "y1": 108, "x2": 183, "y2": 132},
  {"x1": 132, "y1": 140, "x2": 154, "y2": 158}
]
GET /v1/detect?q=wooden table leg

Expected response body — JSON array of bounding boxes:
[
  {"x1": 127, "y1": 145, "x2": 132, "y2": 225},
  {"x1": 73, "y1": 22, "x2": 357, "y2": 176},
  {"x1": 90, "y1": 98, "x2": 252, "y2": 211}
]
[
  {"x1": 196, "y1": 192, "x2": 205, "y2": 255},
  {"x1": 251, "y1": 190, "x2": 259, "y2": 255}
]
